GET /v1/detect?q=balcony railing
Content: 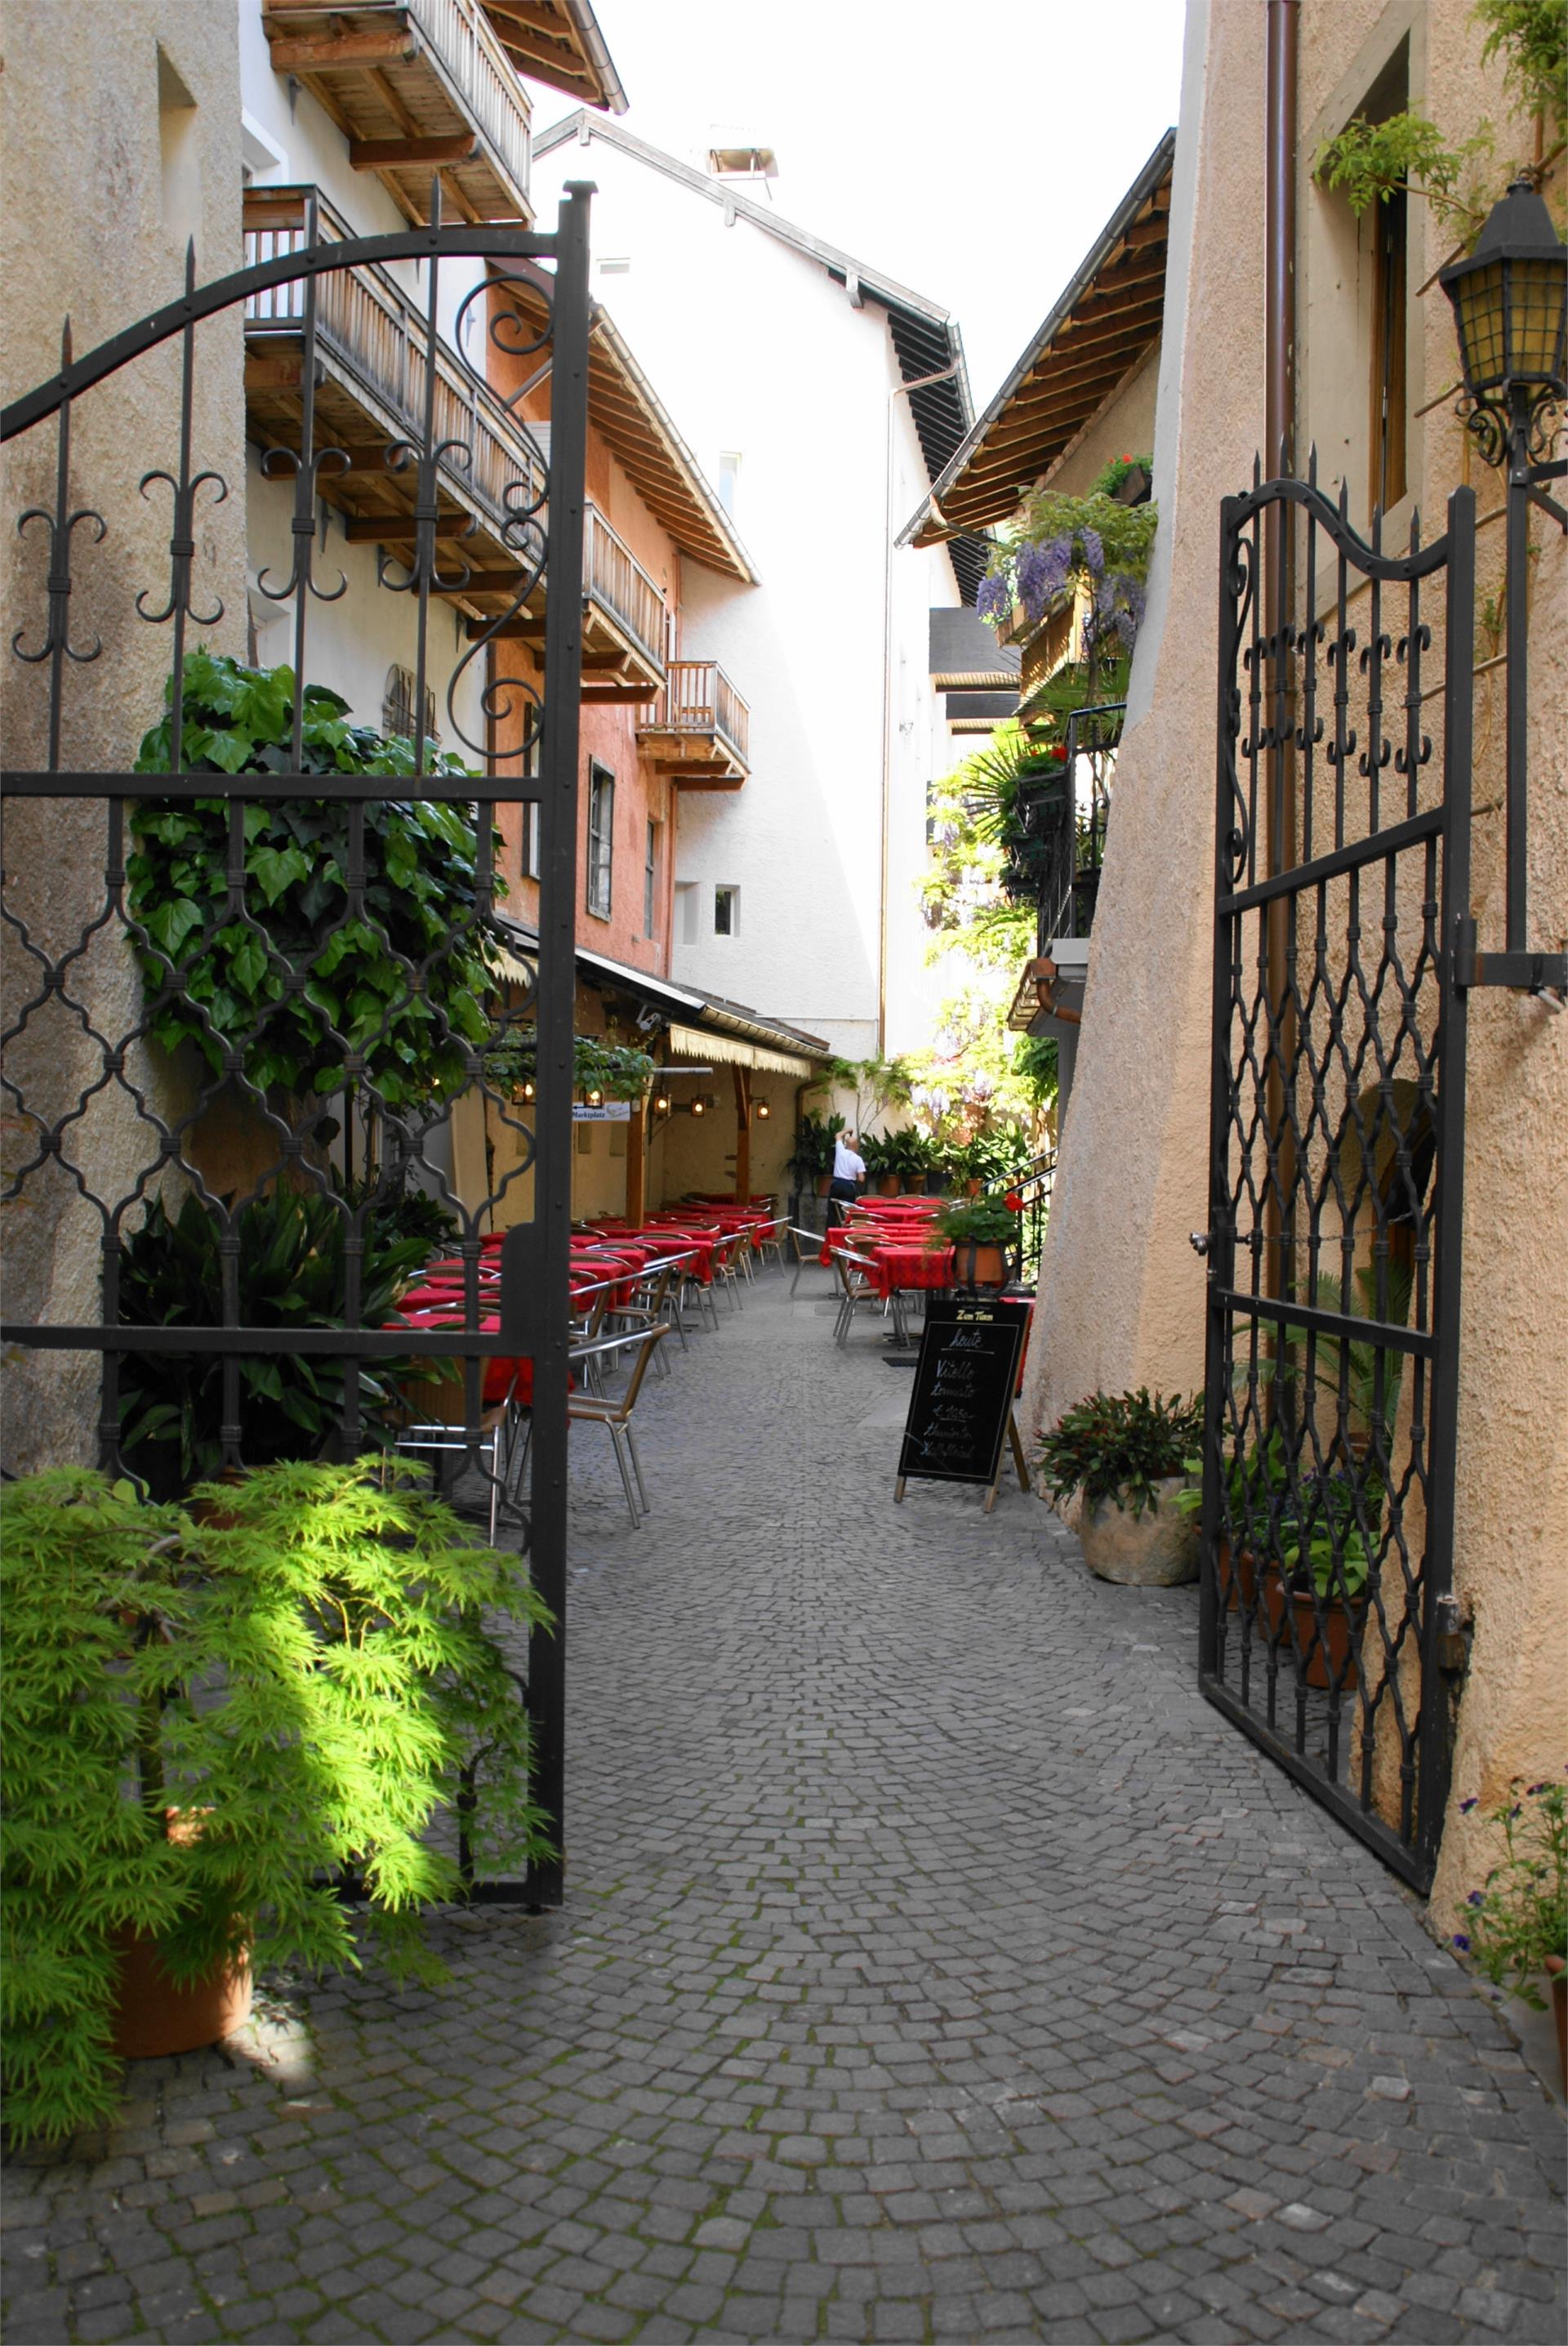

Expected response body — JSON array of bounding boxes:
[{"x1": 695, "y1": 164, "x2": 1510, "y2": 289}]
[
  {"x1": 651, "y1": 661, "x2": 750, "y2": 768},
  {"x1": 584, "y1": 507, "x2": 666, "y2": 680},
  {"x1": 261, "y1": 1, "x2": 530, "y2": 223},
  {"x1": 243, "y1": 186, "x2": 546, "y2": 582}
]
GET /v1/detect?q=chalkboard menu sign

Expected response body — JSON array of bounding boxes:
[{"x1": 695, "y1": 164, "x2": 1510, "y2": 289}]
[{"x1": 895, "y1": 1298, "x2": 1030, "y2": 1497}]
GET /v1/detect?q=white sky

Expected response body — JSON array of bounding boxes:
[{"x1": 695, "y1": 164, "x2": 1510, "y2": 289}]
[{"x1": 533, "y1": 0, "x2": 1187, "y2": 413}]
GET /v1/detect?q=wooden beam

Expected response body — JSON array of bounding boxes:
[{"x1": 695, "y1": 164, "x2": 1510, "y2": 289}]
[
  {"x1": 656, "y1": 759, "x2": 735, "y2": 780},
  {"x1": 265, "y1": 30, "x2": 418, "y2": 72},
  {"x1": 625, "y1": 1099, "x2": 646, "y2": 1225},
  {"x1": 351, "y1": 133, "x2": 479, "y2": 171},
  {"x1": 733, "y1": 1064, "x2": 751, "y2": 1209},
  {"x1": 341, "y1": 514, "x2": 472, "y2": 544},
  {"x1": 466, "y1": 614, "x2": 546, "y2": 640},
  {"x1": 579, "y1": 684, "x2": 660, "y2": 704}
]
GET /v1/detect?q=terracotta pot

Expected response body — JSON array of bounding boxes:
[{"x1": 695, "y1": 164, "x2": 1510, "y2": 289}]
[
  {"x1": 109, "y1": 1929, "x2": 252, "y2": 2059},
  {"x1": 814, "y1": 1175, "x2": 831, "y2": 1198},
  {"x1": 1214, "y1": 1538, "x2": 1258, "y2": 1612},
  {"x1": 951, "y1": 1241, "x2": 1007, "y2": 1289},
  {"x1": 964, "y1": 1178, "x2": 983, "y2": 1198},
  {"x1": 877, "y1": 1175, "x2": 900, "y2": 1197},
  {"x1": 1260, "y1": 1563, "x2": 1360, "y2": 1689},
  {"x1": 1548, "y1": 1956, "x2": 1566, "y2": 2098}
]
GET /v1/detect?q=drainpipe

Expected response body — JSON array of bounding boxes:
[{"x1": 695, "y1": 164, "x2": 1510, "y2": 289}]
[
  {"x1": 881, "y1": 359, "x2": 961, "y2": 1056},
  {"x1": 1263, "y1": 0, "x2": 1299, "y2": 1313}
]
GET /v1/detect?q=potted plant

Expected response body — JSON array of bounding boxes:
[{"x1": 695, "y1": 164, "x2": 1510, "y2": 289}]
[
  {"x1": 790, "y1": 1111, "x2": 843, "y2": 1199},
  {"x1": 0, "y1": 1460, "x2": 552, "y2": 2147},
  {"x1": 859, "y1": 1133, "x2": 901, "y2": 1197},
  {"x1": 1451, "y1": 1775, "x2": 1567, "y2": 2096},
  {"x1": 933, "y1": 1192, "x2": 1022, "y2": 1289},
  {"x1": 1037, "y1": 1389, "x2": 1204, "y2": 1586},
  {"x1": 1176, "y1": 1433, "x2": 1373, "y2": 1686}
]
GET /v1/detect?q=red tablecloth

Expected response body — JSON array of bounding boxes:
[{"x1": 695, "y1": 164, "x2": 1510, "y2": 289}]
[
  {"x1": 387, "y1": 1309, "x2": 530, "y2": 1407},
  {"x1": 866, "y1": 1242, "x2": 954, "y2": 1300}
]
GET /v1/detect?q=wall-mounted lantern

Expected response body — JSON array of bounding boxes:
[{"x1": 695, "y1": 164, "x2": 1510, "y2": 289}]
[
  {"x1": 755, "y1": 1099, "x2": 771, "y2": 1120},
  {"x1": 1440, "y1": 176, "x2": 1567, "y2": 1000}
]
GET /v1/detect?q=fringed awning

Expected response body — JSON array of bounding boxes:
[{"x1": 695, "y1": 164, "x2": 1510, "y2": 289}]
[{"x1": 666, "y1": 1023, "x2": 814, "y2": 1079}]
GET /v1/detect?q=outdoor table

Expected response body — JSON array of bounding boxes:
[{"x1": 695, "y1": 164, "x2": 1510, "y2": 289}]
[
  {"x1": 865, "y1": 1240, "x2": 955, "y2": 1301},
  {"x1": 386, "y1": 1307, "x2": 531, "y2": 1407}
]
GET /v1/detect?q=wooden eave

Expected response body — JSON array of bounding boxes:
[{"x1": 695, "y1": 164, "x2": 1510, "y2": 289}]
[
  {"x1": 492, "y1": 274, "x2": 756, "y2": 582},
  {"x1": 261, "y1": 2, "x2": 532, "y2": 225},
  {"x1": 910, "y1": 135, "x2": 1174, "y2": 546},
  {"x1": 480, "y1": 1, "x2": 625, "y2": 111}
]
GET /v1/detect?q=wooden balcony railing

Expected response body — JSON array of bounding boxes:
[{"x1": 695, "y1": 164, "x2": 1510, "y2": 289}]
[
  {"x1": 655, "y1": 661, "x2": 750, "y2": 768},
  {"x1": 243, "y1": 186, "x2": 545, "y2": 588},
  {"x1": 584, "y1": 507, "x2": 666, "y2": 680},
  {"x1": 261, "y1": 0, "x2": 530, "y2": 223}
]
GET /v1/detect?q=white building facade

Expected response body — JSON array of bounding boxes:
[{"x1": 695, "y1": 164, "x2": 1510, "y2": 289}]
[{"x1": 532, "y1": 118, "x2": 983, "y2": 1063}]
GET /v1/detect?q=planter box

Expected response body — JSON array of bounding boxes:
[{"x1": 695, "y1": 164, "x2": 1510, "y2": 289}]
[{"x1": 1081, "y1": 1478, "x2": 1198, "y2": 1586}]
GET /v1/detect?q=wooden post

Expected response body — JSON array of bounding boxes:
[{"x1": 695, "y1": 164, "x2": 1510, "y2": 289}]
[
  {"x1": 733, "y1": 1064, "x2": 751, "y2": 1204},
  {"x1": 626, "y1": 1099, "x2": 646, "y2": 1224}
]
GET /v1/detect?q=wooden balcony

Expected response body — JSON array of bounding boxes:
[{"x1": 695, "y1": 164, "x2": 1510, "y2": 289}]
[
  {"x1": 582, "y1": 507, "x2": 667, "y2": 689},
  {"x1": 243, "y1": 186, "x2": 549, "y2": 621},
  {"x1": 637, "y1": 661, "x2": 751, "y2": 789},
  {"x1": 261, "y1": 0, "x2": 531, "y2": 224}
]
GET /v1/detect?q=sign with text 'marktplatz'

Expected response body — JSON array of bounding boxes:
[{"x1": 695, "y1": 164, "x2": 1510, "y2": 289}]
[{"x1": 895, "y1": 1297, "x2": 1029, "y2": 1495}]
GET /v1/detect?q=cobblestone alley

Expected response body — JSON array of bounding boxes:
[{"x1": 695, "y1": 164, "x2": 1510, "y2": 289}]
[{"x1": 4, "y1": 1267, "x2": 1565, "y2": 2346}]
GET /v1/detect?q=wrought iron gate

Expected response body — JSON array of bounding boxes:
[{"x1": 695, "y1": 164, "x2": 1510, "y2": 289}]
[
  {"x1": 1198, "y1": 466, "x2": 1475, "y2": 1891},
  {"x1": 1, "y1": 187, "x2": 593, "y2": 1905}
]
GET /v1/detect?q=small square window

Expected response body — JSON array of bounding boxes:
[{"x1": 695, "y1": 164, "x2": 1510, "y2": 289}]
[{"x1": 714, "y1": 885, "x2": 738, "y2": 937}]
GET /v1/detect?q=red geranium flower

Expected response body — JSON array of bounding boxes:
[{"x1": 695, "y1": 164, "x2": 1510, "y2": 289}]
[{"x1": 1004, "y1": 1192, "x2": 1023, "y2": 1211}]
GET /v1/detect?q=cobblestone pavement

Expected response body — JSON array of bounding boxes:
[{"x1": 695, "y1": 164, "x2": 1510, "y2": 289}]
[{"x1": 5, "y1": 1269, "x2": 1565, "y2": 2345}]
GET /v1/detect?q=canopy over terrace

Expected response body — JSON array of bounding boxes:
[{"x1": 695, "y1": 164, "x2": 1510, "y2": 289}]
[{"x1": 465, "y1": 921, "x2": 831, "y2": 1226}]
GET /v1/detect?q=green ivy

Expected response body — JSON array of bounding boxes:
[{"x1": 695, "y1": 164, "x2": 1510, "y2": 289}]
[
  {"x1": 129, "y1": 650, "x2": 506, "y2": 1108},
  {"x1": 1475, "y1": 0, "x2": 1568, "y2": 134}
]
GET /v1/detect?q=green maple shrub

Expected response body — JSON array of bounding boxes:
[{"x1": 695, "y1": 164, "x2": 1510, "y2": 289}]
[
  {"x1": 1, "y1": 1461, "x2": 552, "y2": 2146},
  {"x1": 129, "y1": 650, "x2": 504, "y2": 1108}
]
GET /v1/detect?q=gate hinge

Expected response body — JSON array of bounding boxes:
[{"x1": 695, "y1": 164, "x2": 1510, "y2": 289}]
[
  {"x1": 1453, "y1": 915, "x2": 1567, "y2": 1004},
  {"x1": 1434, "y1": 1592, "x2": 1472, "y2": 1677}
]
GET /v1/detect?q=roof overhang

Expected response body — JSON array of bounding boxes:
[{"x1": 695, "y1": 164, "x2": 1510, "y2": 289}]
[
  {"x1": 532, "y1": 112, "x2": 990, "y2": 604},
  {"x1": 902, "y1": 132, "x2": 1174, "y2": 550},
  {"x1": 488, "y1": 270, "x2": 756, "y2": 582},
  {"x1": 480, "y1": 2, "x2": 627, "y2": 114},
  {"x1": 494, "y1": 920, "x2": 830, "y2": 1064}
]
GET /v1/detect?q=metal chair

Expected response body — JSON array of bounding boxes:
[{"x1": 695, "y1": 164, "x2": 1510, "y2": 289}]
[
  {"x1": 565, "y1": 1322, "x2": 670, "y2": 1525},
  {"x1": 788, "y1": 1224, "x2": 835, "y2": 1299},
  {"x1": 394, "y1": 1360, "x2": 520, "y2": 1545},
  {"x1": 831, "y1": 1247, "x2": 883, "y2": 1348}
]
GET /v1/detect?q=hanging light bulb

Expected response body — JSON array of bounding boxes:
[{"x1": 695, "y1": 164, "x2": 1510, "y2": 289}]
[
  {"x1": 755, "y1": 1099, "x2": 771, "y2": 1119},
  {"x1": 587, "y1": 1087, "x2": 604, "y2": 1107},
  {"x1": 691, "y1": 1097, "x2": 706, "y2": 1117}
]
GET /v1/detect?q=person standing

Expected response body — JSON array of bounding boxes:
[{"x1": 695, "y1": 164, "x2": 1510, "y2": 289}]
[{"x1": 827, "y1": 1129, "x2": 866, "y2": 1225}]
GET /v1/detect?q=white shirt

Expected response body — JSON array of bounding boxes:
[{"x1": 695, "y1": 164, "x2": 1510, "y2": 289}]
[{"x1": 833, "y1": 1139, "x2": 866, "y2": 1182}]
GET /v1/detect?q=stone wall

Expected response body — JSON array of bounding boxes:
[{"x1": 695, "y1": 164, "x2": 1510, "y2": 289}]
[{"x1": 1, "y1": 3, "x2": 247, "y2": 1471}]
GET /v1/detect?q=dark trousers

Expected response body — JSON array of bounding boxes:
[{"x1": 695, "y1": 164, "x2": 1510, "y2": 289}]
[{"x1": 826, "y1": 1177, "x2": 859, "y2": 1227}]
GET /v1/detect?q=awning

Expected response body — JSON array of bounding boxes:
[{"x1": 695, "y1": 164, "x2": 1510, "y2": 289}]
[{"x1": 666, "y1": 1024, "x2": 816, "y2": 1079}]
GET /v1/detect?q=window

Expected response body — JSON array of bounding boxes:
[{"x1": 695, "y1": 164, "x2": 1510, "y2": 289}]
[
  {"x1": 1370, "y1": 183, "x2": 1408, "y2": 513},
  {"x1": 598, "y1": 255, "x2": 631, "y2": 276},
  {"x1": 714, "y1": 885, "x2": 738, "y2": 937},
  {"x1": 158, "y1": 49, "x2": 199, "y2": 244},
  {"x1": 644, "y1": 819, "x2": 660, "y2": 937},
  {"x1": 383, "y1": 663, "x2": 436, "y2": 747},
  {"x1": 675, "y1": 880, "x2": 699, "y2": 944},
  {"x1": 586, "y1": 766, "x2": 614, "y2": 918},
  {"x1": 718, "y1": 450, "x2": 742, "y2": 517}
]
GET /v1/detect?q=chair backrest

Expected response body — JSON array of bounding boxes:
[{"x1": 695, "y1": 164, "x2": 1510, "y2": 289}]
[{"x1": 616, "y1": 1322, "x2": 670, "y2": 1416}]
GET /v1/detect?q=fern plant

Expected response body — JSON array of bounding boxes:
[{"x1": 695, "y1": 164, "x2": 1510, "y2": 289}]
[{"x1": 0, "y1": 1461, "x2": 552, "y2": 2146}]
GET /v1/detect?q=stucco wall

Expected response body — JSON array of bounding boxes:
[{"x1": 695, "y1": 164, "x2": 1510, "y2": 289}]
[
  {"x1": 2, "y1": 2, "x2": 247, "y2": 1472},
  {"x1": 1022, "y1": 0, "x2": 1566, "y2": 1925},
  {"x1": 530, "y1": 136, "x2": 964, "y2": 1058}
]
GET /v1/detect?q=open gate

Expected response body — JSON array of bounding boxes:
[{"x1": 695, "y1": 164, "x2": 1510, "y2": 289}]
[
  {"x1": 1197, "y1": 467, "x2": 1475, "y2": 1892},
  {"x1": 1, "y1": 189, "x2": 592, "y2": 1904}
]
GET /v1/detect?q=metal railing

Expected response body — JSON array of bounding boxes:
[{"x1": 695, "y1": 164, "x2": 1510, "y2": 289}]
[
  {"x1": 584, "y1": 506, "x2": 666, "y2": 676},
  {"x1": 263, "y1": 0, "x2": 531, "y2": 212},
  {"x1": 1010, "y1": 702, "x2": 1123, "y2": 951},
  {"x1": 648, "y1": 659, "x2": 750, "y2": 765},
  {"x1": 243, "y1": 186, "x2": 546, "y2": 537},
  {"x1": 994, "y1": 1152, "x2": 1056, "y2": 1284}
]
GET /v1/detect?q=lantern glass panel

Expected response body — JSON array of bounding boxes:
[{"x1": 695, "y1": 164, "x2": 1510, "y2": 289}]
[
  {"x1": 1509, "y1": 255, "x2": 1568, "y2": 383},
  {"x1": 1455, "y1": 260, "x2": 1508, "y2": 390}
]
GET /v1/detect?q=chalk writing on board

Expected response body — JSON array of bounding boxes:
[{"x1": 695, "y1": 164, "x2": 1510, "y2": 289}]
[{"x1": 896, "y1": 1300, "x2": 1027, "y2": 1489}]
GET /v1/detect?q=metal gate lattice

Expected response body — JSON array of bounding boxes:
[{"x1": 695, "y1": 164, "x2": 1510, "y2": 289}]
[
  {"x1": 1, "y1": 187, "x2": 595, "y2": 1903},
  {"x1": 1199, "y1": 466, "x2": 1475, "y2": 1891}
]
